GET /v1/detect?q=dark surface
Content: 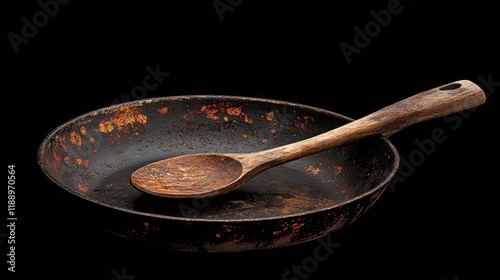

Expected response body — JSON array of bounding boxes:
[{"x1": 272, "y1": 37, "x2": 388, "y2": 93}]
[{"x1": 4, "y1": 0, "x2": 498, "y2": 279}]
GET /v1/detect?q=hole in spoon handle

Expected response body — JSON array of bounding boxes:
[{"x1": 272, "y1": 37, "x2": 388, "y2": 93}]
[
  {"x1": 428, "y1": 79, "x2": 486, "y2": 114},
  {"x1": 375, "y1": 79, "x2": 486, "y2": 137},
  {"x1": 439, "y1": 83, "x2": 462, "y2": 91}
]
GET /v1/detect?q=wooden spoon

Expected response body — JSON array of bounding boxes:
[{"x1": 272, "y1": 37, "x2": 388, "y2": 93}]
[{"x1": 130, "y1": 80, "x2": 486, "y2": 198}]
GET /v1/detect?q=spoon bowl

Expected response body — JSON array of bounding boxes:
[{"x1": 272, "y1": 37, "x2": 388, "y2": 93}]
[{"x1": 131, "y1": 154, "x2": 244, "y2": 197}]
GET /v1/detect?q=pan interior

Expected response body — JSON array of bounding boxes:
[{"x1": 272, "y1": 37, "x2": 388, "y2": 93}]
[{"x1": 38, "y1": 96, "x2": 398, "y2": 221}]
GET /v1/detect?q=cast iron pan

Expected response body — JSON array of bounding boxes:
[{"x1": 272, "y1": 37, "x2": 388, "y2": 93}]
[{"x1": 37, "y1": 94, "x2": 420, "y2": 252}]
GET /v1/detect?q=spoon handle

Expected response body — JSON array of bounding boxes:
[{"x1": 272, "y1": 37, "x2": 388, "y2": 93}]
[{"x1": 249, "y1": 80, "x2": 486, "y2": 167}]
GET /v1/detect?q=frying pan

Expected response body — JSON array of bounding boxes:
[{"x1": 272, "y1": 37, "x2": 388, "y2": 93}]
[{"x1": 37, "y1": 81, "x2": 483, "y2": 252}]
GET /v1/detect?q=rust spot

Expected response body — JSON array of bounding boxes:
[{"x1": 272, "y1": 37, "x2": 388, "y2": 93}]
[
  {"x1": 157, "y1": 106, "x2": 169, "y2": 114},
  {"x1": 244, "y1": 115, "x2": 253, "y2": 124},
  {"x1": 64, "y1": 156, "x2": 70, "y2": 161},
  {"x1": 52, "y1": 151, "x2": 62, "y2": 163},
  {"x1": 97, "y1": 105, "x2": 148, "y2": 133},
  {"x1": 306, "y1": 165, "x2": 321, "y2": 175},
  {"x1": 55, "y1": 135, "x2": 68, "y2": 153},
  {"x1": 333, "y1": 165, "x2": 343, "y2": 175},
  {"x1": 266, "y1": 111, "x2": 275, "y2": 121},
  {"x1": 74, "y1": 157, "x2": 91, "y2": 166},
  {"x1": 200, "y1": 105, "x2": 220, "y2": 120},
  {"x1": 226, "y1": 107, "x2": 242, "y2": 116},
  {"x1": 215, "y1": 233, "x2": 221, "y2": 238},
  {"x1": 69, "y1": 131, "x2": 82, "y2": 146},
  {"x1": 77, "y1": 183, "x2": 89, "y2": 193},
  {"x1": 270, "y1": 129, "x2": 276, "y2": 134},
  {"x1": 273, "y1": 230, "x2": 281, "y2": 235},
  {"x1": 89, "y1": 137, "x2": 95, "y2": 144},
  {"x1": 291, "y1": 222, "x2": 305, "y2": 231},
  {"x1": 242, "y1": 133, "x2": 248, "y2": 139},
  {"x1": 143, "y1": 221, "x2": 150, "y2": 229},
  {"x1": 262, "y1": 138, "x2": 267, "y2": 144},
  {"x1": 79, "y1": 126, "x2": 87, "y2": 135},
  {"x1": 294, "y1": 115, "x2": 313, "y2": 129},
  {"x1": 92, "y1": 148, "x2": 98, "y2": 153},
  {"x1": 186, "y1": 102, "x2": 258, "y2": 125}
]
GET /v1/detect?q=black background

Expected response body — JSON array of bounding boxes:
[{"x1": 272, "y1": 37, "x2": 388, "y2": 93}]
[{"x1": 3, "y1": 1, "x2": 498, "y2": 279}]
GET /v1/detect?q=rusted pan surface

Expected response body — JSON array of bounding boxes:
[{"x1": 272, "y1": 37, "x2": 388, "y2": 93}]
[{"x1": 38, "y1": 95, "x2": 399, "y2": 252}]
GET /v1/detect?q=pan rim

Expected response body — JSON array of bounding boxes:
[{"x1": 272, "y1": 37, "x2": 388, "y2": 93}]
[{"x1": 37, "y1": 94, "x2": 401, "y2": 223}]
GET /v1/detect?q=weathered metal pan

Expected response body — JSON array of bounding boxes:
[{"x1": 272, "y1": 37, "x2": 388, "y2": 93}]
[{"x1": 38, "y1": 95, "x2": 400, "y2": 252}]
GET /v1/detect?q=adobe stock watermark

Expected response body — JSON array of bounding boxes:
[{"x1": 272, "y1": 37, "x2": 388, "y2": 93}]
[
  {"x1": 112, "y1": 64, "x2": 170, "y2": 104},
  {"x1": 389, "y1": 74, "x2": 497, "y2": 192},
  {"x1": 7, "y1": 0, "x2": 71, "y2": 54},
  {"x1": 213, "y1": 0, "x2": 243, "y2": 22},
  {"x1": 178, "y1": 198, "x2": 210, "y2": 217},
  {"x1": 110, "y1": 267, "x2": 135, "y2": 280},
  {"x1": 282, "y1": 235, "x2": 341, "y2": 280},
  {"x1": 340, "y1": 0, "x2": 412, "y2": 64}
]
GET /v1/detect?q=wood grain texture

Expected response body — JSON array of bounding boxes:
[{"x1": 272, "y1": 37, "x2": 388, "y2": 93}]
[
  {"x1": 242, "y1": 80, "x2": 486, "y2": 169},
  {"x1": 131, "y1": 80, "x2": 486, "y2": 198}
]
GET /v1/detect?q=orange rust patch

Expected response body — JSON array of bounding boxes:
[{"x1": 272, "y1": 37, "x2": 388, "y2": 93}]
[
  {"x1": 226, "y1": 107, "x2": 242, "y2": 116},
  {"x1": 157, "y1": 106, "x2": 169, "y2": 114},
  {"x1": 295, "y1": 115, "x2": 313, "y2": 129},
  {"x1": 270, "y1": 129, "x2": 276, "y2": 134},
  {"x1": 186, "y1": 102, "x2": 257, "y2": 124},
  {"x1": 74, "y1": 157, "x2": 91, "y2": 166},
  {"x1": 215, "y1": 233, "x2": 221, "y2": 238},
  {"x1": 200, "y1": 105, "x2": 220, "y2": 120},
  {"x1": 92, "y1": 148, "x2": 98, "y2": 153},
  {"x1": 77, "y1": 183, "x2": 89, "y2": 193},
  {"x1": 266, "y1": 111, "x2": 275, "y2": 121},
  {"x1": 242, "y1": 133, "x2": 248, "y2": 139},
  {"x1": 262, "y1": 138, "x2": 267, "y2": 144},
  {"x1": 306, "y1": 165, "x2": 321, "y2": 175},
  {"x1": 97, "y1": 105, "x2": 148, "y2": 133},
  {"x1": 291, "y1": 222, "x2": 305, "y2": 231},
  {"x1": 244, "y1": 115, "x2": 253, "y2": 124},
  {"x1": 89, "y1": 137, "x2": 95, "y2": 144},
  {"x1": 69, "y1": 131, "x2": 82, "y2": 146},
  {"x1": 333, "y1": 165, "x2": 343, "y2": 175},
  {"x1": 273, "y1": 230, "x2": 281, "y2": 235},
  {"x1": 56, "y1": 135, "x2": 68, "y2": 152},
  {"x1": 143, "y1": 222, "x2": 150, "y2": 229},
  {"x1": 52, "y1": 151, "x2": 62, "y2": 163},
  {"x1": 79, "y1": 126, "x2": 87, "y2": 135}
]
